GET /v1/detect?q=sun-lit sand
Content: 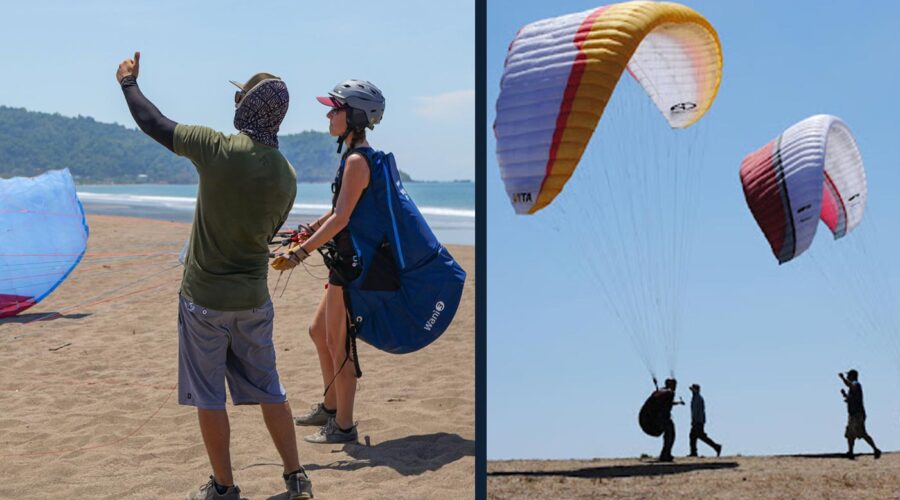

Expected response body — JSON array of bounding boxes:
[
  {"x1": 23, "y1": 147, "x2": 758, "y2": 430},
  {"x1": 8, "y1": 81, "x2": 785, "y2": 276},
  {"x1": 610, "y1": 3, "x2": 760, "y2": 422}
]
[
  {"x1": 489, "y1": 453, "x2": 900, "y2": 499},
  {"x1": 0, "y1": 214, "x2": 474, "y2": 499}
]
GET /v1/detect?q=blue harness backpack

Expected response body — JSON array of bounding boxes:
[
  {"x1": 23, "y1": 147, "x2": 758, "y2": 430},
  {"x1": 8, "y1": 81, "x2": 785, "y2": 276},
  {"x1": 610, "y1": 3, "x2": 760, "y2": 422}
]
[{"x1": 328, "y1": 147, "x2": 466, "y2": 363}]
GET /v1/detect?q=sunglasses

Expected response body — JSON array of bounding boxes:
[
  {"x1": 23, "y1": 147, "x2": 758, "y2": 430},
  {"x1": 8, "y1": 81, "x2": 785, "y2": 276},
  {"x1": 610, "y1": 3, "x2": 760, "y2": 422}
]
[
  {"x1": 328, "y1": 106, "x2": 347, "y2": 116},
  {"x1": 234, "y1": 90, "x2": 246, "y2": 106}
]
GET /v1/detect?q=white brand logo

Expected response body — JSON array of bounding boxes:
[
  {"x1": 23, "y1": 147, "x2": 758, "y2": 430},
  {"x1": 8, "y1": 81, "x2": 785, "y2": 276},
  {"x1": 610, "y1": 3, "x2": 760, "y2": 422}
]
[{"x1": 424, "y1": 301, "x2": 446, "y2": 331}]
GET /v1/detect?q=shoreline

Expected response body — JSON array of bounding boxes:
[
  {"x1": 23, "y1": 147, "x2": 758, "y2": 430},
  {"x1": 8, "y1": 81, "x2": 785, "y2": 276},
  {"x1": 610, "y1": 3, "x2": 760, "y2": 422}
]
[{"x1": 80, "y1": 202, "x2": 475, "y2": 246}]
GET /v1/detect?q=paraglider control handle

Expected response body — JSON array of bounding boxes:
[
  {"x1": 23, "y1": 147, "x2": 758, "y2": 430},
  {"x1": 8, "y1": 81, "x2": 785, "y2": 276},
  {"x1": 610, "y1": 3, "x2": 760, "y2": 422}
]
[{"x1": 269, "y1": 224, "x2": 316, "y2": 251}]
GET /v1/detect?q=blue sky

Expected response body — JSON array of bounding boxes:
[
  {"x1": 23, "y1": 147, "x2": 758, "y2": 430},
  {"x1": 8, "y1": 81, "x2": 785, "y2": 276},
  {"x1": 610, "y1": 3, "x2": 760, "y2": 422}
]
[
  {"x1": 488, "y1": 1, "x2": 900, "y2": 459},
  {"x1": 0, "y1": 0, "x2": 473, "y2": 181}
]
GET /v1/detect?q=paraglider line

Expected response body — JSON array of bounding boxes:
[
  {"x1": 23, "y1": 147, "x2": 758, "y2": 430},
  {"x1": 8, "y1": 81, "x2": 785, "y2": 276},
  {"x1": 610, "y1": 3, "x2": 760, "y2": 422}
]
[
  {"x1": 5, "y1": 263, "x2": 182, "y2": 340},
  {"x1": 1, "y1": 383, "x2": 176, "y2": 458},
  {"x1": 18, "y1": 277, "x2": 177, "y2": 328}
]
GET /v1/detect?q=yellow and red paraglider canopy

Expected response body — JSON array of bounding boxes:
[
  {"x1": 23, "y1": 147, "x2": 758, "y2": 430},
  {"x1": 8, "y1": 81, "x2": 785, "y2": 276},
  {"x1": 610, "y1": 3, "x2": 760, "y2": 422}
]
[{"x1": 495, "y1": 1, "x2": 722, "y2": 214}]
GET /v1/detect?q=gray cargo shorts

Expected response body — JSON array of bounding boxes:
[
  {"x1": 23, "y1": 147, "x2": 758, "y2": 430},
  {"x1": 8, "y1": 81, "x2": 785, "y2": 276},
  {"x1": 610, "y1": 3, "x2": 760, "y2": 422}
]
[{"x1": 177, "y1": 294, "x2": 286, "y2": 410}]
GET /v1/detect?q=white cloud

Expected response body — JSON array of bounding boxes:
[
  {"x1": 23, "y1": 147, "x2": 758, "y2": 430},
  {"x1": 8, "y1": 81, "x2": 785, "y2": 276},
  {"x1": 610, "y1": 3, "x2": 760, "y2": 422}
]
[{"x1": 414, "y1": 89, "x2": 474, "y2": 122}]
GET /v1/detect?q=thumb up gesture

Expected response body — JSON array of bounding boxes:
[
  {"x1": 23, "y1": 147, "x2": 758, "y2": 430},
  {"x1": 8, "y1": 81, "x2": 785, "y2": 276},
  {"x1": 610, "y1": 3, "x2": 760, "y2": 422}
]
[{"x1": 117, "y1": 51, "x2": 141, "y2": 83}]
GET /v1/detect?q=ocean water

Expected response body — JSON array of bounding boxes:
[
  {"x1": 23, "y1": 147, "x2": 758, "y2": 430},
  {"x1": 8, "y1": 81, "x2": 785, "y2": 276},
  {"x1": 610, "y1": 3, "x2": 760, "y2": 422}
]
[{"x1": 76, "y1": 182, "x2": 475, "y2": 245}]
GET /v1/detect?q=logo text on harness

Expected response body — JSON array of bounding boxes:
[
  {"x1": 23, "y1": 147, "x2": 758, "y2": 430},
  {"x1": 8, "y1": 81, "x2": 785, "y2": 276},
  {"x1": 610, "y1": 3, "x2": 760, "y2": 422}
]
[{"x1": 424, "y1": 301, "x2": 446, "y2": 331}]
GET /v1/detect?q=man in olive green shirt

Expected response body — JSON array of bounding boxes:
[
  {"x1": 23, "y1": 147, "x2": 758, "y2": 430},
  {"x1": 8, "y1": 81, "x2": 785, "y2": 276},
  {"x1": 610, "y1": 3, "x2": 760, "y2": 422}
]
[
  {"x1": 176, "y1": 122, "x2": 297, "y2": 310},
  {"x1": 117, "y1": 52, "x2": 311, "y2": 499}
]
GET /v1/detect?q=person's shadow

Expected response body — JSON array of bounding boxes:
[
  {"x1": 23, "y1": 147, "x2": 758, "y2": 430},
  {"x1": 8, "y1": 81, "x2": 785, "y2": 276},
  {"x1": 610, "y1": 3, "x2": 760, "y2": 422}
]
[
  {"x1": 263, "y1": 433, "x2": 474, "y2": 499},
  {"x1": 785, "y1": 452, "x2": 883, "y2": 460},
  {"x1": 489, "y1": 461, "x2": 739, "y2": 480},
  {"x1": 306, "y1": 432, "x2": 474, "y2": 474}
]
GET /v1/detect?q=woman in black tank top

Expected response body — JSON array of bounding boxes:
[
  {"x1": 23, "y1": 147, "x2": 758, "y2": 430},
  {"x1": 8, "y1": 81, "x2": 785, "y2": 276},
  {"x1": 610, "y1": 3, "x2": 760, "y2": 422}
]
[{"x1": 273, "y1": 80, "x2": 386, "y2": 444}]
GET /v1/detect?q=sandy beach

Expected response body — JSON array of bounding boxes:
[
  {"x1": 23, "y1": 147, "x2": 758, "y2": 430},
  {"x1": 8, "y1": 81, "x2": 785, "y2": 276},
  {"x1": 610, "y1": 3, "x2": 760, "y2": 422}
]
[
  {"x1": 489, "y1": 454, "x2": 900, "y2": 499},
  {"x1": 0, "y1": 214, "x2": 475, "y2": 499}
]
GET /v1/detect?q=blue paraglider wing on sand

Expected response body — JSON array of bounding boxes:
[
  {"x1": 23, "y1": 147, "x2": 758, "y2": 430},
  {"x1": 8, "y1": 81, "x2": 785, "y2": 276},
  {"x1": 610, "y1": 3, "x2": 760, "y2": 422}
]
[{"x1": 0, "y1": 169, "x2": 89, "y2": 318}]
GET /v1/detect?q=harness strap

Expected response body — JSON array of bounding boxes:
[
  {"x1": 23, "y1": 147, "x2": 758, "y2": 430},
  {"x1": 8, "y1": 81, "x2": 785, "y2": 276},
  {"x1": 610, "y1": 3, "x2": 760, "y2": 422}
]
[
  {"x1": 343, "y1": 286, "x2": 363, "y2": 378},
  {"x1": 317, "y1": 245, "x2": 363, "y2": 398}
]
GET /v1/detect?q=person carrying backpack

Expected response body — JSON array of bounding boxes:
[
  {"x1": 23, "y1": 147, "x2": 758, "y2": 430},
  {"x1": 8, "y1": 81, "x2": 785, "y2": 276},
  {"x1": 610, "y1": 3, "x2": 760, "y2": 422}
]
[
  {"x1": 639, "y1": 378, "x2": 684, "y2": 462},
  {"x1": 273, "y1": 79, "x2": 466, "y2": 444},
  {"x1": 271, "y1": 80, "x2": 382, "y2": 444}
]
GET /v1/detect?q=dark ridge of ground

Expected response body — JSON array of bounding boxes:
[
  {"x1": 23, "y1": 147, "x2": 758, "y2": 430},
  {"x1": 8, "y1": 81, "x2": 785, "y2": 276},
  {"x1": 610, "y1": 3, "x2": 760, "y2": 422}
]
[{"x1": 489, "y1": 453, "x2": 899, "y2": 499}]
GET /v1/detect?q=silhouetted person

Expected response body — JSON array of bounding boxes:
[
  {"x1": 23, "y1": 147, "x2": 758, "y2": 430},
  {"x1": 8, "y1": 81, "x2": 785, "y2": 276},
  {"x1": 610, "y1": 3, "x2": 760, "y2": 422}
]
[
  {"x1": 657, "y1": 378, "x2": 683, "y2": 462},
  {"x1": 688, "y1": 384, "x2": 722, "y2": 457},
  {"x1": 840, "y1": 370, "x2": 881, "y2": 460}
]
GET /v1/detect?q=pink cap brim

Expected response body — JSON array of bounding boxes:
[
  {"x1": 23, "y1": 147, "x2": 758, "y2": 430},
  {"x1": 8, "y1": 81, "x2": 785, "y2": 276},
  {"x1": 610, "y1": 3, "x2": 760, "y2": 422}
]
[{"x1": 316, "y1": 96, "x2": 340, "y2": 107}]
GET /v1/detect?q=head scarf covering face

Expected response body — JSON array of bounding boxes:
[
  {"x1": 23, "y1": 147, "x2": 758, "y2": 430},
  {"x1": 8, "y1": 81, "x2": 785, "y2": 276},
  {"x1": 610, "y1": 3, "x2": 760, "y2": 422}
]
[{"x1": 233, "y1": 79, "x2": 289, "y2": 148}]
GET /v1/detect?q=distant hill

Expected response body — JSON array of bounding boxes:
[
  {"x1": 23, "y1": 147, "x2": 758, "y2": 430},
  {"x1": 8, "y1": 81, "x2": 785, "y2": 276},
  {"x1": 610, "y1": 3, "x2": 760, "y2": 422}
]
[{"x1": 0, "y1": 106, "x2": 411, "y2": 183}]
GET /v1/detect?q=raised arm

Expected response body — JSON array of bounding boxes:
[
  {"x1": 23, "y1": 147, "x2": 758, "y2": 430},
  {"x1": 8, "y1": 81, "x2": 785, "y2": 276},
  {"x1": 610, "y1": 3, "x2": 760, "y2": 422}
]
[{"x1": 117, "y1": 51, "x2": 177, "y2": 152}]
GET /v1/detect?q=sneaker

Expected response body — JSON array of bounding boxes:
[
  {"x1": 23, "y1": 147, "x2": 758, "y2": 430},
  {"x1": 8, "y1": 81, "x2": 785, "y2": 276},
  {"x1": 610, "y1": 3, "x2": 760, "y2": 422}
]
[
  {"x1": 294, "y1": 402, "x2": 335, "y2": 427},
  {"x1": 187, "y1": 476, "x2": 241, "y2": 500},
  {"x1": 284, "y1": 467, "x2": 314, "y2": 499},
  {"x1": 874, "y1": 449, "x2": 882, "y2": 459},
  {"x1": 303, "y1": 417, "x2": 358, "y2": 444},
  {"x1": 714, "y1": 444, "x2": 722, "y2": 457}
]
